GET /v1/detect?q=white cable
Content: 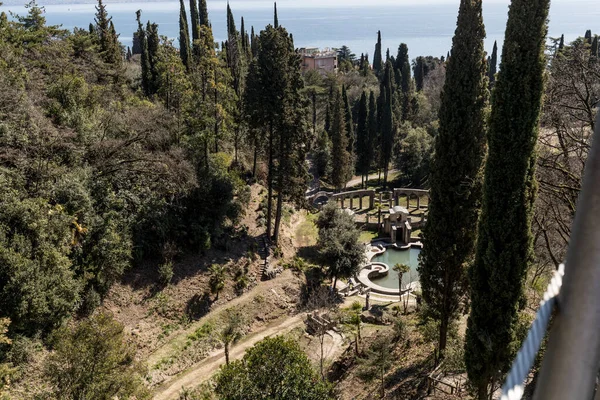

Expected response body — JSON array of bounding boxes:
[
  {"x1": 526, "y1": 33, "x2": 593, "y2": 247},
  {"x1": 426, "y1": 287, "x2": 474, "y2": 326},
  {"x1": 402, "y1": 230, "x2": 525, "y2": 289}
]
[{"x1": 500, "y1": 263, "x2": 565, "y2": 400}]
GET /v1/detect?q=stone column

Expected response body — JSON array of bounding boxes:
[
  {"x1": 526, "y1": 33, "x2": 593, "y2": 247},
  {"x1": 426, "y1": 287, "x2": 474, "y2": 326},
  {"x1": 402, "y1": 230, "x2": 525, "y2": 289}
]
[
  {"x1": 359, "y1": 196, "x2": 363, "y2": 209},
  {"x1": 406, "y1": 195, "x2": 410, "y2": 209},
  {"x1": 417, "y1": 196, "x2": 421, "y2": 210},
  {"x1": 369, "y1": 194, "x2": 375, "y2": 209},
  {"x1": 350, "y1": 196, "x2": 354, "y2": 209}
]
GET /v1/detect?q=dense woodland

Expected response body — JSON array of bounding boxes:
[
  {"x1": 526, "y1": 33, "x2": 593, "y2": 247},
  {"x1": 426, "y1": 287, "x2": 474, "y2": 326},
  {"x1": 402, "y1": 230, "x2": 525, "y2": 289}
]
[{"x1": 0, "y1": 0, "x2": 598, "y2": 399}]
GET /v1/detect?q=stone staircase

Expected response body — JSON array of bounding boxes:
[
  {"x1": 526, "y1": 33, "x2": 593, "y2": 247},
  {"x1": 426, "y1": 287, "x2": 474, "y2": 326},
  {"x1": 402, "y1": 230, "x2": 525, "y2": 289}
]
[{"x1": 255, "y1": 234, "x2": 281, "y2": 280}]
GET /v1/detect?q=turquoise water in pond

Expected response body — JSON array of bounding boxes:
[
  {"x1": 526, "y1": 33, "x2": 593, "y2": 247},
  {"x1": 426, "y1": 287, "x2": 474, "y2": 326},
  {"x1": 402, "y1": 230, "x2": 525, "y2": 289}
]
[{"x1": 371, "y1": 248, "x2": 421, "y2": 290}]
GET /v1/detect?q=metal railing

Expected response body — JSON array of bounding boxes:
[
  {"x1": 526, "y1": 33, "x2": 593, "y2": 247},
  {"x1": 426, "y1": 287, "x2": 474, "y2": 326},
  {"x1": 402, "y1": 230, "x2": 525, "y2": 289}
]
[
  {"x1": 531, "y1": 111, "x2": 600, "y2": 399},
  {"x1": 501, "y1": 111, "x2": 600, "y2": 400}
]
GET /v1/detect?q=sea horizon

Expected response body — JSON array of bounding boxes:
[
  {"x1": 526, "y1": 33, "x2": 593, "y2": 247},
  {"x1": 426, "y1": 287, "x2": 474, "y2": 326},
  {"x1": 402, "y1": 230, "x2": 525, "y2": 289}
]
[{"x1": 1, "y1": 0, "x2": 598, "y2": 59}]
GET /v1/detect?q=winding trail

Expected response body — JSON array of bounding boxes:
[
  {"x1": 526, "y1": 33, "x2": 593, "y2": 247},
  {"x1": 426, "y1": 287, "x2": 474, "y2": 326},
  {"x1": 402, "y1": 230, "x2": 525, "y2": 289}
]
[{"x1": 152, "y1": 314, "x2": 305, "y2": 400}]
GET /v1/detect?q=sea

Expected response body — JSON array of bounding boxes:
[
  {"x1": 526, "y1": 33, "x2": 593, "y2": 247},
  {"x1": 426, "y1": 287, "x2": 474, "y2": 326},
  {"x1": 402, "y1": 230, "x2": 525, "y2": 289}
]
[{"x1": 1, "y1": 0, "x2": 598, "y2": 60}]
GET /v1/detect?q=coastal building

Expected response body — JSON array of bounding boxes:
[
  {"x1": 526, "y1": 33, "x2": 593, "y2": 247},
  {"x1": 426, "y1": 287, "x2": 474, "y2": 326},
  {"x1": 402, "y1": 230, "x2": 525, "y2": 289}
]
[{"x1": 299, "y1": 47, "x2": 338, "y2": 73}]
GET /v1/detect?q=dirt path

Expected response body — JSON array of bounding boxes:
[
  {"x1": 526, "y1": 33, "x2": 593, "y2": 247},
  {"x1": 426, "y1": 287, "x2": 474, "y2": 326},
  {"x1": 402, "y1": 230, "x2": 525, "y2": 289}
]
[
  {"x1": 146, "y1": 270, "x2": 297, "y2": 368},
  {"x1": 153, "y1": 314, "x2": 305, "y2": 400},
  {"x1": 346, "y1": 169, "x2": 398, "y2": 189}
]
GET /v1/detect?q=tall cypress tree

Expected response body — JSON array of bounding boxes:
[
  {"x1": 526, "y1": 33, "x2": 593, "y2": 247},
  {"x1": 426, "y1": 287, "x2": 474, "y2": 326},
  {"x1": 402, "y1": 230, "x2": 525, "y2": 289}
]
[
  {"x1": 373, "y1": 31, "x2": 383, "y2": 76},
  {"x1": 465, "y1": 0, "x2": 550, "y2": 397},
  {"x1": 367, "y1": 91, "x2": 377, "y2": 184},
  {"x1": 395, "y1": 43, "x2": 412, "y2": 120},
  {"x1": 592, "y1": 35, "x2": 599, "y2": 57},
  {"x1": 330, "y1": 89, "x2": 350, "y2": 191},
  {"x1": 250, "y1": 26, "x2": 258, "y2": 57},
  {"x1": 558, "y1": 33, "x2": 565, "y2": 52},
  {"x1": 189, "y1": 0, "x2": 200, "y2": 41},
  {"x1": 273, "y1": 2, "x2": 279, "y2": 28},
  {"x1": 356, "y1": 91, "x2": 370, "y2": 188},
  {"x1": 178, "y1": 0, "x2": 192, "y2": 70},
  {"x1": 418, "y1": 0, "x2": 488, "y2": 361},
  {"x1": 342, "y1": 85, "x2": 354, "y2": 156},
  {"x1": 136, "y1": 10, "x2": 151, "y2": 96},
  {"x1": 146, "y1": 21, "x2": 160, "y2": 95},
  {"x1": 584, "y1": 29, "x2": 592, "y2": 44},
  {"x1": 414, "y1": 56, "x2": 426, "y2": 91},
  {"x1": 380, "y1": 61, "x2": 394, "y2": 188},
  {"x1": 199, "y1": 0, "x2": 209, "y2": 27},
  {"x1": 488, "y1": 40, "x2": 498, "y2": 86},
  {"x1": 226, "y1": 3, "x2": 243, "y2": 92}
]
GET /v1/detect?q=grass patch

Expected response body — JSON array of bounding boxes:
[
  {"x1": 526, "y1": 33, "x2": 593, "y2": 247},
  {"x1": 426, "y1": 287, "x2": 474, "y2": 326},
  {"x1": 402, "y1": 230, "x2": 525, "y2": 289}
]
[
  {"x1": 295, "y1": 212, "x2": 318, "y2": 248},
  {"x1": 359, "y1": 230, "x2": 379, "y2": 243}
]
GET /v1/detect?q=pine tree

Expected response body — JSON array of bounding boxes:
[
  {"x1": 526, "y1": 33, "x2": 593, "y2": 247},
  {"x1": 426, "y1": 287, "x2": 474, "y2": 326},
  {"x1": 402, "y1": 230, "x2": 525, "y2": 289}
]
[
  {"x1": 244, "y1": 25, "x2": 307, "y2": 242},
  {"x1": 342, "y1": 85, "x2": 354, "y2": 156},
  {"x1": 199, "y1": 0, "x2": 209, "y2": 27},
  {"x1": 189, "y1": 0, "x2": 200, "y2": 41},
  {"x1": 418, "y1": 0, "x2": 488, "y2": 362},
  {"x1": 94, "y1": 0, "x2": 121, "y2": 64},
  {"x1": 465, "y1": 0, "x2": 550, "y2": 397},
  {"x1": 592, "y1": 35, "x2": 599, "y2": 57},
  {"x1": 373, "y1": 31, "x2": 383, "y2": 76},
  {"x1": 136, "y1": 10, "x2": 151, "y2": 96},
  {"x1": 356, "y1": 91, "x2": 370, "y2": 188},
  {"x1": 178, "y1": 0, "x2": 192, "y2": 69},
  {"x1": 273, "y1": 2, "x2": 279, "y2": 28},
  {"x1": 107, "y1": 21, "x2": 122, "y2": 64},
  {"x1": 330, "y1": 89, "x2": 350, "y2": 191}
]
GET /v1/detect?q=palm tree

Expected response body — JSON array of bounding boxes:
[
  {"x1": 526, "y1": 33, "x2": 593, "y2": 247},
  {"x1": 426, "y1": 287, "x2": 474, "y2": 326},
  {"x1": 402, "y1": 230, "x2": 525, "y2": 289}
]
[
  {"x1": 219, "y1": 310, "x2": 243, "y2": 365},
  {"x1": 209, "y1": 264, "x2": 226, "y2": 300},
  {"x1": 393, "y1": 263, "x2": 410, "y2": 304}
]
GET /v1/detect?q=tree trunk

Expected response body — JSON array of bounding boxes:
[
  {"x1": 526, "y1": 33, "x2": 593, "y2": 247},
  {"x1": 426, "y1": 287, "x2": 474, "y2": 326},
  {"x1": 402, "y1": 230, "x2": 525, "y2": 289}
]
[
  {"x1": 398, "y1": 273, "x2": 403, "y2": 303},
  {"x1": 234, "y1": 127, "x2": 239, "y2": 164},
  {"x1": 320, "y1": 334, "x2": 325, "y2": 380},
  {"x1": 273, "y1": 192, "x2": 283, "y2": 245},
  {"x1": 252, "y1": 141, "x2": 258, "y2": 178},
  {"x1": 438, "y1": 316, "x2": 449, "y2": 361},
  {"x1": 204, "y1": 138, "x2": 209, "y2": 170},
  {"x1": 273, "y1": 134, "x2": 286, "y2": 244},
  {"x1": 225, "y1": 342, "x2": 230, "y2": 365},
  {"x1": 477, "y1": 382, "x2": 488, "y2": 400},
  {"x1": 266, "y1": 123, "x2": 274, "y2": 239},
  {"x1": 214, "y1": 69, "x2": 219, "y2": 153},
  {"x1": 332, "y1": 276, "x2": 338, "y2": 291}
]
